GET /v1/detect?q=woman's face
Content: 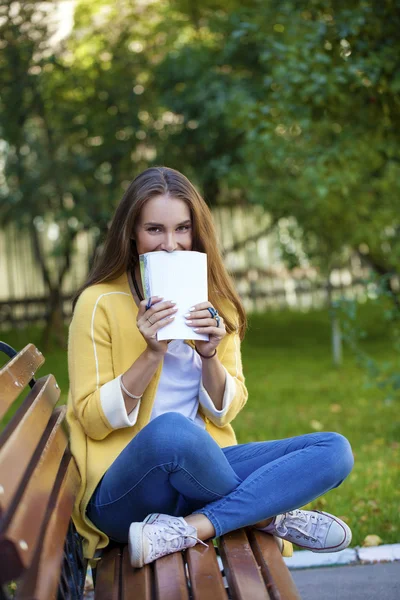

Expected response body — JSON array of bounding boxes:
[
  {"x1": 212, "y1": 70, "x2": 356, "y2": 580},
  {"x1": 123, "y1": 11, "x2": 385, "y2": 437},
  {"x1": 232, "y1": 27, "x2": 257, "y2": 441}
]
[{"x1": 134, "y1": 194, "x2": 193, "y2": 255}]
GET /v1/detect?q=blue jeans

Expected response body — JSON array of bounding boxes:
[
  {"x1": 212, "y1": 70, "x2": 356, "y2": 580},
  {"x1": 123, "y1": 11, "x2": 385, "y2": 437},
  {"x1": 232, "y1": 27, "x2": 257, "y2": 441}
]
[{"x1": 87, "y1": 412, "x2": 354, "y2": 542}]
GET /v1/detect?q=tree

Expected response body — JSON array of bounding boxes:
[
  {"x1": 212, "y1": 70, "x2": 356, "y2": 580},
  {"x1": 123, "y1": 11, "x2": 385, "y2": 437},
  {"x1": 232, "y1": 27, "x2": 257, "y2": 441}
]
[
  {"x1": 146, "y1": 0, "x2": 400, "y2": 280},
  {"x1": 147, "y1": 0, "x2": 400, "y2": 363},
  {"x1": 2, "y1": 0, "x2": 399, "y2": 350},
  {"x1": 0, "y1": 0, "x2": 153, "y2": 346},
  {"x1": 0, "y1": 1, "x2": 73, "y2": 346}
]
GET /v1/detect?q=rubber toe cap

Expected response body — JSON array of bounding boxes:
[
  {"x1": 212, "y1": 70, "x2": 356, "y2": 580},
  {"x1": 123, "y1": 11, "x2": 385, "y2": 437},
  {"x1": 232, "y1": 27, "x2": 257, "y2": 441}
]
[{"x1": 325, "y1": 518, "x2": 352, "y2": 551}]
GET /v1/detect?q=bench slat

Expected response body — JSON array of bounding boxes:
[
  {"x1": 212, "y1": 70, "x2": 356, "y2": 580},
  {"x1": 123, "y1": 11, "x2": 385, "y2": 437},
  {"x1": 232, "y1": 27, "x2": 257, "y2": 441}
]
[
  {"x1": 15, "y1": 453, "x2": 80, "y2": 600},
  {"x1": 0, "y1": 344, "x2": 44, "y2": 418},
  {"x1": 186, "y1": 541, "x2": 228, "y2": 600},
  {"x1": 121, "y1": 546, "x2": 152, "y2": 600},
  {"x1": 154, "y1": 550, "x2": 189, "y2": 600},
  {"x1": 218, "y1": 530, "x2": 270, "y2": 600},
  {"x1": 94, "y1": 547, "x2": 121, "y2": 600},
  {"x1": 248, "y1": 530, "x2": 301, "y2": 600},
  {"x1": 0, "y1": 375, "x2": 60, "y2": 515},
  {"x1": 0, "y1": 407, "x2": 68, "y2": 582}
]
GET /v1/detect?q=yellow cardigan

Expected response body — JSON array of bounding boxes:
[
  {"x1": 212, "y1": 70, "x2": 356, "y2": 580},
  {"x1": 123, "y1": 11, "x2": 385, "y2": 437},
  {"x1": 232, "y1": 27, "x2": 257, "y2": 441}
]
[{"x1": 66, "y1": 272, "x2": 292, "y2": 559}]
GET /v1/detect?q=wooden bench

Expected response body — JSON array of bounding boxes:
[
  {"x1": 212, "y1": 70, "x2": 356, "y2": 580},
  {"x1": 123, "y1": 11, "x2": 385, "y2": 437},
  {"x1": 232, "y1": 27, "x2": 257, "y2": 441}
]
[
  {"x1": 0, "y1": 342, "x2": 301, "y2": 600},
  {"x1": 94, "y1": 529, "x2": 301, "y2": 600},
  {"x1": 0, "y1": 342, "x2": 86, "y2": 600}
]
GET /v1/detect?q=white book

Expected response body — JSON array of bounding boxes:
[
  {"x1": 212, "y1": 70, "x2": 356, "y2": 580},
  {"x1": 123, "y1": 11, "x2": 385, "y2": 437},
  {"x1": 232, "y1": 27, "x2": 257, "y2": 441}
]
[{"x1": 139, "y1": 251, "x2": 209, "y2": 341}]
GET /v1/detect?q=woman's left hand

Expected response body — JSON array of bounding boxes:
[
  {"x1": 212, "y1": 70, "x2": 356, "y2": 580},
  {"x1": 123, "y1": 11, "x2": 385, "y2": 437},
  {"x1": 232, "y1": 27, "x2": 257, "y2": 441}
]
[{"x1": 185, "y1": 302, "x2": 226, "y2": 357}]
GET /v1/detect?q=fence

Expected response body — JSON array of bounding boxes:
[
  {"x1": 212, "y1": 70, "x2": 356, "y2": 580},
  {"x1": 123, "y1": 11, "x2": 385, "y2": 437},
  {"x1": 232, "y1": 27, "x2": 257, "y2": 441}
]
[{"x1": 0, "y1": 206, "x2": 371, "y2": 330}]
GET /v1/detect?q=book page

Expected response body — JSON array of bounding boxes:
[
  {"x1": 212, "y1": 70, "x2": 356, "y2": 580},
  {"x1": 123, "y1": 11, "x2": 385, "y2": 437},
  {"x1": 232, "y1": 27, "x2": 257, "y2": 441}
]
[{"x1": 140, "y1": 251, "x2": 209, "y2": 341}]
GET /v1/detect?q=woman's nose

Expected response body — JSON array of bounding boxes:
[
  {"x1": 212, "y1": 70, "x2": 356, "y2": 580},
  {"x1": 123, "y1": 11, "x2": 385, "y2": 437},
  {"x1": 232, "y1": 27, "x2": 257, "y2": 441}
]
[{"x1": 161, "y1": 232, "x2": 177, "y2": 252}]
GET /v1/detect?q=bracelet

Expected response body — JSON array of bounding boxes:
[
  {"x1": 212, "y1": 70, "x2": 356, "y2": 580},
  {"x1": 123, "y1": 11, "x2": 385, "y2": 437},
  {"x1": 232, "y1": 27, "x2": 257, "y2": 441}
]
[
  {"x1": 120, "y1": 375, "x2": 143, "y2": 400},
  {"x1": 195, "y1": 347, "x2": 217, "y2": 359}
]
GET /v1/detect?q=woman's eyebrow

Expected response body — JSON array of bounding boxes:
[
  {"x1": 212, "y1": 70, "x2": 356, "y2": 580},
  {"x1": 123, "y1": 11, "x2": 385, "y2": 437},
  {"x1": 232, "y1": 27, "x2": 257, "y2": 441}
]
[{"x1": 144, "y1": 219, "x2": 191, "y2": 227}]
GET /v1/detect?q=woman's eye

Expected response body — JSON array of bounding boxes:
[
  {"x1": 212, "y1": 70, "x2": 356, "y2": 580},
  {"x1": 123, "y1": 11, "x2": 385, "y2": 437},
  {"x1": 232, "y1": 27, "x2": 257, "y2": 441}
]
[{"x1": 146, "y1": 225, "x2": 191, "y2": 233}]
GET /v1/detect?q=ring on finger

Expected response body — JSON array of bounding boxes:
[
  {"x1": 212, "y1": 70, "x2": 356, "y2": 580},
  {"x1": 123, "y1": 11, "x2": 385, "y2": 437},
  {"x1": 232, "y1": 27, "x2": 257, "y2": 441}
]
[
  {"x1": 215, "y1": 315, "x2": 221, "y2": 327},
  {"x1": 147, "y1": 316, "x2": 154, "y2": 325},
  {"x1": 207, "y1": 307, "x2": 218, "y2": 319}
]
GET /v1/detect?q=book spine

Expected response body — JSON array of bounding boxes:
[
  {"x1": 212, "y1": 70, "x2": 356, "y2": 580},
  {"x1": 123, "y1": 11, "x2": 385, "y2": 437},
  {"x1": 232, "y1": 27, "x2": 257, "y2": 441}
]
[{"x1": 139, "y1": 254, "x2": 152, "y2": 299}]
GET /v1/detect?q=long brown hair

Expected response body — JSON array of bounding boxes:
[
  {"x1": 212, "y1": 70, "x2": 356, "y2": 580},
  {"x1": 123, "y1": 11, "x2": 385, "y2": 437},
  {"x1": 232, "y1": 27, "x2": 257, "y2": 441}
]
[{"x1": 73, "y1": 166, "x2": 247, "y2": 339}]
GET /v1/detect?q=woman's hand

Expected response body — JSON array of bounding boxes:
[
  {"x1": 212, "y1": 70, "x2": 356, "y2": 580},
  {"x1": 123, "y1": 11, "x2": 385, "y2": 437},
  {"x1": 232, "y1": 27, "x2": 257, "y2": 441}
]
[
  {"x1": 185, "y1": 302, "x2": 226, "y2": 357},
  {"x1": 136, "y1": 297, "x2": 178, "y2": 355}
]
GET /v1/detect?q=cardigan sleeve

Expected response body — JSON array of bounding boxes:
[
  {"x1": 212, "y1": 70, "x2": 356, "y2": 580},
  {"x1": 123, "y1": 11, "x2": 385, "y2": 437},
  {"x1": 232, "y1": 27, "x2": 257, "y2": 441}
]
[
  {"x1": 100, "y1": 375, "x2": 141, "y2": 428},
  {"x1": 68, "y1": 289, "x2": 122, "y2": 440},
  {"x1": 198, "y1": 329, "x2": 248, "y2": 428},
  {"x1": 198, "y1": 366, "x2": 234, "y2": 417}
]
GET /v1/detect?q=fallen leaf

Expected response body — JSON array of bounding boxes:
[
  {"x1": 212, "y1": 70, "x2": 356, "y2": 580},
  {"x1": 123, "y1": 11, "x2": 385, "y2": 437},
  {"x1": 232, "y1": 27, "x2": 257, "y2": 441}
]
[
  {"x1": 330, "y1": 403, "x2": 342, "y2": 413},
  {"x1": 310, "y1": 420, "x2": 323, "y2": 431},
  {"x1": 338, "y1": 515, "x2": 350, "y2": 523},
  {"x1": 362, "y1": 534, "x2": 383, "y2": 547}
]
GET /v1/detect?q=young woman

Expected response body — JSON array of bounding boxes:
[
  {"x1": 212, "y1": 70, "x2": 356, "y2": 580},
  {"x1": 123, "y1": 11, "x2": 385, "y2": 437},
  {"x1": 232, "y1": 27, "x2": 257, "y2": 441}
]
[{"x1": 67, "y1": 166, "x2": 354, "y2": 568}]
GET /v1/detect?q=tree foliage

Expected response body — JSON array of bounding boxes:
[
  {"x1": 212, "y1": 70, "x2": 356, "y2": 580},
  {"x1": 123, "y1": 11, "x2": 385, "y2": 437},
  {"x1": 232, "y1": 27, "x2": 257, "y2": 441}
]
[
  {"x1": 0, "y1": 0, "x2": 399, "y2": 347},
  {"x1": 151, "y1": 0, "x2": 400, "y2": 274}
]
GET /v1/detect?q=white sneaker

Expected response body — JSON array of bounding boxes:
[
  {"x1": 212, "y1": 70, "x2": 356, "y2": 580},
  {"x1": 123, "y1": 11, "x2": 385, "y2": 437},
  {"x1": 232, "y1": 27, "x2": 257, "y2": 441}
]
[
  {"x1": 143, "y1": 513, "x2": 183, "y2": 527},
  {"x1": 129, "y1": 514, "x2": 207, "y2": 568},
  {"x1": 261, "y1": 509, "x2": 352, "y2": 553}
]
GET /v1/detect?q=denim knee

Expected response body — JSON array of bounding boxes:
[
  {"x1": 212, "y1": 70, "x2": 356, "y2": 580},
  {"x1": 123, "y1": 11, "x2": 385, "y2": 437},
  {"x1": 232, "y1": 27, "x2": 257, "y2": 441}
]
[
  {"x1": 323, "y1": 432, "x2": 354, "y2": 483},
  {"x1": 146, "y1": 412, "x2": 198, "y2": 442},
  {"x1": 137, "y1": 412, "x2": 205, "y2": 464},
  {"x1": 149, "y1": 411, "x2": 193, "y2": 430}
]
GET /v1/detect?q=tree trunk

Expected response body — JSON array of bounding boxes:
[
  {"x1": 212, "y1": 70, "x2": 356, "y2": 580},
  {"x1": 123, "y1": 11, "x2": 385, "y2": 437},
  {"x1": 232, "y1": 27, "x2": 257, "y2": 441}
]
[
  {"x1": 30, "y1": 224, "x2": 76, "y2": 350},
  {"x1": 42, "y1": 230, "x2": 78, "y2": 350},
  {"x1": 42, "y1": 287, "x2": 66, "y2": 350},
  {"x1": 327, "y1": 274, "x2": 342, "y2": 367}
]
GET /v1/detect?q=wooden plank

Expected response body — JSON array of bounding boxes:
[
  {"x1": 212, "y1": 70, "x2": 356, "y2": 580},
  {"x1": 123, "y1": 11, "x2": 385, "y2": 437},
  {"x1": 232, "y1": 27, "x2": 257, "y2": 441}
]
[
  {"x1": 248, "y1": 530, "x2": 301, "y2": 600},
  {"x1": 94, "y1": 546, "x2": 121, "y2": 600},
  {"x1": 121, "y1": 545, "x2": 152, "y2": 600},
  {"x1": 186, "y1": 541, "x2": 228, "y2": 600},
  {"x1": 154, "y1": 550, "x2": 189, "y2": 600},
  {"x1": 0, "y1": 375, "x2": 60, "y2": 515},
  {"x1": 15, "y1": 454, "x2": 81, "y2": 600},
  {"x1": 0, "y1": 344, "x2": 44, "y2": 418},
  {"x1": 0, "y1": 407, "x2": 68, "y2": 583},
  {"x1": 218, "y1": 530, "x2": 270, "y2": 600}
]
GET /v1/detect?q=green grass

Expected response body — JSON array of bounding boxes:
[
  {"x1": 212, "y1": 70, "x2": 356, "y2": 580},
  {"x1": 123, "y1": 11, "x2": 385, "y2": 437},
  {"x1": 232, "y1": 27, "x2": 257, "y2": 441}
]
[
  {"x1": 1, "y1": 305, "x2": 399, "y2": 547},
  {"x1": 239, "y1": 306, "x2": 399, "y2": 548}
]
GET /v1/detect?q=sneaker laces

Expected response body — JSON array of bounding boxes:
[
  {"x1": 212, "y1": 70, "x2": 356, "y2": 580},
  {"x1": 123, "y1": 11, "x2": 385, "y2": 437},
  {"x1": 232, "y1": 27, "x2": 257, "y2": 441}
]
[
  {"x1": 275, "y1": 510, "x2": 318, "y2": 542},
  {"x1": 148, "y1": 521, "x2": 207, "y2": 560}
]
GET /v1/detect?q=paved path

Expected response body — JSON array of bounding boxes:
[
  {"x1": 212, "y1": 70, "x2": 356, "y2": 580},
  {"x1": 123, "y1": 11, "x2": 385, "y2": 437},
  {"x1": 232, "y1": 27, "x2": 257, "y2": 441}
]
[{"x1": 291, "y1": 562, "x2": 400, "y2": 600}]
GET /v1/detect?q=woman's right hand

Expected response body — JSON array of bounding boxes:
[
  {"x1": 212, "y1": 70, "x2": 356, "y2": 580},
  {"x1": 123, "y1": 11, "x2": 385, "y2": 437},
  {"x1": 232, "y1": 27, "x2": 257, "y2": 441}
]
[{"x1": 136, "y1": 297, "x2": 177, "y2": 355}]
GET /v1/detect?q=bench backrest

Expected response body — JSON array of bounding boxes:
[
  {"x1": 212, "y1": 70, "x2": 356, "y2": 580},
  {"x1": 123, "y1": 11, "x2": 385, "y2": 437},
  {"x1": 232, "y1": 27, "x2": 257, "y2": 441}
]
[{"x1": 0, "y1": 342, "x2": 84, "y2": 600}]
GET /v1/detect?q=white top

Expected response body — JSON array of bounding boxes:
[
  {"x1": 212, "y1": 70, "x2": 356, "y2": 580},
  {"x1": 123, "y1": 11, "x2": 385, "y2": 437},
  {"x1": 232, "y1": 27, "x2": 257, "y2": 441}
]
[
  {"x1": 99, "y1": 340, "x2": 236, "y2": 430},
  {"x1": 149, "y1": 339, "x2": 205, "y2": 428}
]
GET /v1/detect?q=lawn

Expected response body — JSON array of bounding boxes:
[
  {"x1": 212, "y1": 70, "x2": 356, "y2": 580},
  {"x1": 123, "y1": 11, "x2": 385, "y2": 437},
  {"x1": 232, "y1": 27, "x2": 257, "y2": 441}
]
[{"x1": 1, "y1": 304, "x2": 399, "y2": 548}]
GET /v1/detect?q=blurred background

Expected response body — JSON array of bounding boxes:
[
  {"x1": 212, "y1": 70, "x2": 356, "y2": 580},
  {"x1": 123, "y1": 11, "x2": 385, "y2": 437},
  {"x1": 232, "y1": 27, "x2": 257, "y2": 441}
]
[{"x1": 0, "y1": 0, "x2": 399, "y2": 547}]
